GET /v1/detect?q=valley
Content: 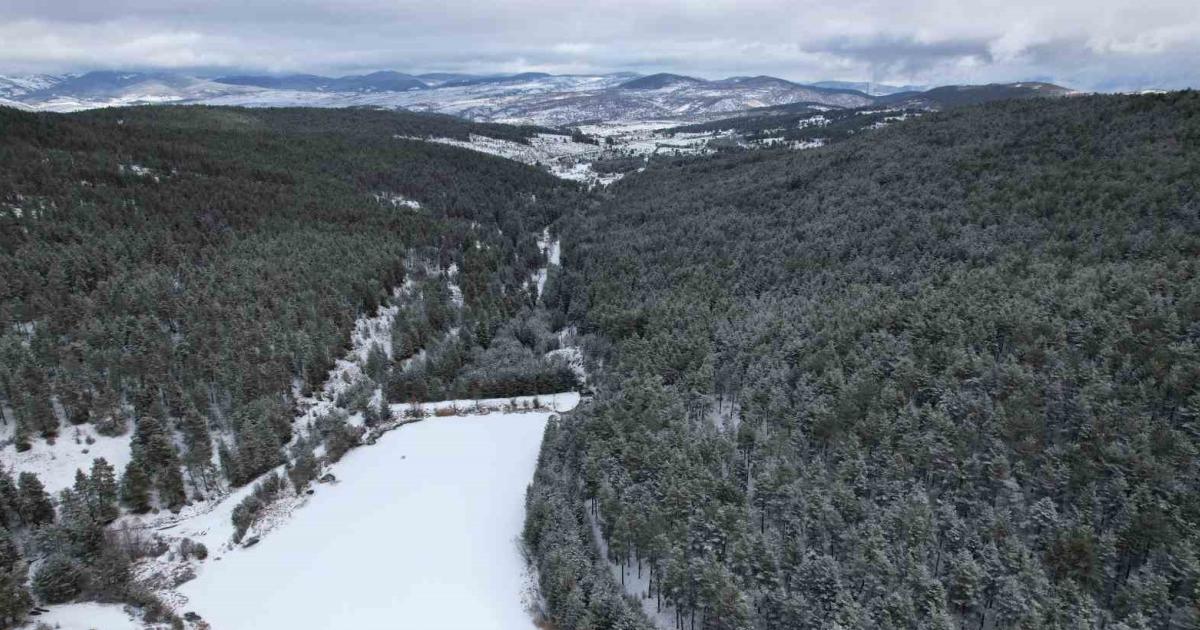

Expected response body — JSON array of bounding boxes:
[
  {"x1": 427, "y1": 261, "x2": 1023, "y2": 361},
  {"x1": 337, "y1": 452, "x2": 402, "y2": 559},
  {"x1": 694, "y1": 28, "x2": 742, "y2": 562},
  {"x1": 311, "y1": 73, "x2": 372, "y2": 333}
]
[{"x1": 0, "y1": 81, "x2": 1197, "y2": 630}]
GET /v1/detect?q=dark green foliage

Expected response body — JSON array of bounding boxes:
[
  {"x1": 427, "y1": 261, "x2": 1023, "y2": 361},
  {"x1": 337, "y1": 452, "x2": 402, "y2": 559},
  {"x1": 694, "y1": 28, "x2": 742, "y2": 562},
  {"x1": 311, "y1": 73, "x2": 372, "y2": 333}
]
[
  {"x1": 228, "y1": 397, "x2": 290, "y2": 486},
  {"x1": 0, "y1": 102, "x2": 579, "y2": 624},
  {"x1": 287, "y1": 438, "x2": 319, "y2": 492},
  {"x1": 230, "y1": 472, "x2": 284, "y2": 543},
  {"x1": 530, "y1": 92, "x2": 1200, "y2": 629},
  {"x1": 524, "y1": 417, "x2": 657, "y2": 630},
  {"x1": 179, "y1": 405, "x2": 215, "y2": 478},
  {"x1": 314, "y1": 410, "x2": 359, "y2": 463},
  {"x1": 16, "y1": 473, "x2": 54, "y2": 527},
  {"x1": 387, "y1": 309, "x2": 580, "y2": 402},
  {"x1": 0, "y1": 472, "x2": 19, "y2": 529},
  {"x1": 0, "y1": 103, "x2": 578, "y2": 490},
  {"x1": 126, "y1": 415, "x2": 188, "y2": 511},
  {"x1": 32, "y1": 554, "x2": 85, "y2": 604},
  {"x1": 118, "y1": 460, "x2": 152, "y2": 514},
  {"x1": 669, "y1": 105, "x2": 919, "y2": 147},
  {"x1": 0, "y1": 528, "x2": 31, "y2": 628},
  {"x1": 86, "y1": 458, "x2": 120, "y2": 524}
]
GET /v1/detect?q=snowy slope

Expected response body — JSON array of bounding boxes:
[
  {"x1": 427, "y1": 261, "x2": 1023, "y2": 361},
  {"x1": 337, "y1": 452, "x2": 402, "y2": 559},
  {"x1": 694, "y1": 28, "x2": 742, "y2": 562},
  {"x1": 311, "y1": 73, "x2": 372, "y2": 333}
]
[
  {"x1": 0, "y1": 97, "x2": 35, "y2": 111},
  {"x1": 2, "y1": 424, "x2": 132, "y2": 495},
  {"x1": 178, "y1": 408, "x2": 564, "y2": 630},
  {"x1": 0, "y1": 74, "x2": 65, "y2": 99}
]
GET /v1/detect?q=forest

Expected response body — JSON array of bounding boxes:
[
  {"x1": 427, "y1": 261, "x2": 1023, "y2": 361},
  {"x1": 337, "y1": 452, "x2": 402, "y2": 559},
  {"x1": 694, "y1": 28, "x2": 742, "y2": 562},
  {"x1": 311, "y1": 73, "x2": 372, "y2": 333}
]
[
  {"x1": 0, "y1": 104, "x2": 581, "y2": 625},
  {"x1": 525, "y1": 92, "x2": 1200, "y2": 630},
  {"x1": 1, "y1": 90, "x2": 1198, "y2": 630}
]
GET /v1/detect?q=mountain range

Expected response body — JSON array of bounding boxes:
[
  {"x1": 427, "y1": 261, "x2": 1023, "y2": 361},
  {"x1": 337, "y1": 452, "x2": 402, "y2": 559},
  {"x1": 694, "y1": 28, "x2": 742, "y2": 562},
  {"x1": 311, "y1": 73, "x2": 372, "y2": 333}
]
[{"x1": 0, "y1": 70, "x2": 1078, "y2": 125}]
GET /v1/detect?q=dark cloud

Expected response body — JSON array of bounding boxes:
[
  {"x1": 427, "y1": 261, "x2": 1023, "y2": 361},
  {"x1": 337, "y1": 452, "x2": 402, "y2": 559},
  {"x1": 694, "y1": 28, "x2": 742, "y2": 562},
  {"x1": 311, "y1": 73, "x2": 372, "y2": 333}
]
[{"x1": 816, "y1": 36, "x2": 994, "y2": 77}]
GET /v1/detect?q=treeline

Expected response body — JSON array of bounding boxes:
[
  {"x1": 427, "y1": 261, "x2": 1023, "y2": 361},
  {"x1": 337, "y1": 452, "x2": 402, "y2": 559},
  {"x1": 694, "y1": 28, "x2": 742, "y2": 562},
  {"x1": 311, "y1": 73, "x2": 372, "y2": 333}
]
[
  {"x1": 669, "y1": 106, "x2": 922, "y2": 146},
  {"x1": 0, "y1": 104, "x2": 581, "y2": 623},
  {"x1": 385, "y1": 282, "x2": 580, "y2": 403},
  {"x1": 527, "y1": 92, "x2": 1200, "y2": 629}
]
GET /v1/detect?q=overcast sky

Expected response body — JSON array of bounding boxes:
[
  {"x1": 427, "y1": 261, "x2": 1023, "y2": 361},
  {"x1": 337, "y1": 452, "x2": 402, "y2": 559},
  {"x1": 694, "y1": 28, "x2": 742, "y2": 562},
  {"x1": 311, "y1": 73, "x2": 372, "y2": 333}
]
[{"x1": 1, "y1": 0, "x2": 1197, "y2": 91}]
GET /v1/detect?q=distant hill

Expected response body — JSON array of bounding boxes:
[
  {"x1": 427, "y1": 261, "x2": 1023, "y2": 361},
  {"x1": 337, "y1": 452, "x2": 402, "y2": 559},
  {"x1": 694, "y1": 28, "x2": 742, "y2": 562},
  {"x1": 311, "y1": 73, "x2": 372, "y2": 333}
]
[
  {"x1": 878, "y1": 81, "x2": 1076, "y2": 109},
  {"x1": 23, "y1": 71, "x2": 202, "y2": 99},
  {"x1": 440, "y1": 72, "x2": 555, "y2": 88},
  {"x1": 618, "y1": 73, "x2": 706, "y2": 90},
  {"x1": 1, "y1": 69, "x2": 1080, "y2": 124}
]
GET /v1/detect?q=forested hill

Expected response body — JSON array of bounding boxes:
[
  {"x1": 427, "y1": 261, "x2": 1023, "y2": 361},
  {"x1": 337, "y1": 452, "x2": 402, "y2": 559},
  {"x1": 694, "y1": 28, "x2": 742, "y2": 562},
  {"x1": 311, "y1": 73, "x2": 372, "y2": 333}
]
[
  {"x1": 526, "y1": 92, "x2": 1200, "y2": 629},
  {"x1": 0, "y1": 104, "x2": 580, "y2": 622},
  {"x1": 0, "y1": 105, "x2": 574, "y2": 440}
]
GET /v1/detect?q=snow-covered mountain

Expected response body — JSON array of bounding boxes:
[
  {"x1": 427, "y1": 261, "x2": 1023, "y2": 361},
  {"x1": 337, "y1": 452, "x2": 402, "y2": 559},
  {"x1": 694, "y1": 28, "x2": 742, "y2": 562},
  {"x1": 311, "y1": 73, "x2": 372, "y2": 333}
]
[
  {"x1": 0, "y1": 69, "x2": 875, "y2": 124},
  {"x1": 0, "y1": 70, "x2": 1075, "y2": 125},
  {"x1": 0, "y1": 73, "x2": 68, "y2": 99}
]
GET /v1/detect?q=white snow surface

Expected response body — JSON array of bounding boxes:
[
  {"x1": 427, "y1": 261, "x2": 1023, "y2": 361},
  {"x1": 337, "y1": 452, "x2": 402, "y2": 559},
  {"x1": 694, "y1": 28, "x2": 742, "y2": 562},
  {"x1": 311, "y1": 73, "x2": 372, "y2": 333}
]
[
  {"x1": 178, "y1": 407, "x2": 569, "y2": 630},
  {"x1": 22, "y1": 602, "x2": 141, "y2": 630},
  {"x1": 2, "y1": 424, "x2": 132, "y2": 495},
  {"x1": 533, "y1": 227, "x2": 561, "y2": 298}
]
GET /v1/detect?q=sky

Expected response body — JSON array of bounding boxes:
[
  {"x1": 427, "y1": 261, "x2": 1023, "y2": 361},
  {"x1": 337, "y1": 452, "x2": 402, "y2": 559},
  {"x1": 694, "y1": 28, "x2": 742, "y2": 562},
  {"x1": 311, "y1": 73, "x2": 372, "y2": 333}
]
[{"x1": 0, "y1": 0, "x2": 1197, "y2": 91}]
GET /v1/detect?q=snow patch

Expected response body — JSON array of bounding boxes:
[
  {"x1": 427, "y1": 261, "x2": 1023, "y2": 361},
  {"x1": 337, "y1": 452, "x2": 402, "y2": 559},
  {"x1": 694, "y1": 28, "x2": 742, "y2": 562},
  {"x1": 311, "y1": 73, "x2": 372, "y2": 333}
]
[
  {"x1": 22, "y1": 602, "x2": 141, "y2": 630},
  {"x1": 2, "y1": 424, "x2": 132, "y2": 495}
]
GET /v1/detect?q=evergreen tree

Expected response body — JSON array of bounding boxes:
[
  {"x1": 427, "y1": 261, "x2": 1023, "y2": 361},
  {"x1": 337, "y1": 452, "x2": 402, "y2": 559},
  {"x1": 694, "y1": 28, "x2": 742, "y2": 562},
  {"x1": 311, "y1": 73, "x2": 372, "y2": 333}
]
[
  {"x1": 288, "y1": 438, "x2": 319, "y2": 492},
  {"x1": 16, "y1": 473, "x2": 54, "y2": 527},
  {"x1": 119, "y1": 460, "x2": 152, "y2": 514},
  {"x1": 0, "y1": 472, "x2": 18, "y2": 528},
  {"x1": 0, "y1": 528, "x2": 30, "y2": 628},
  {"x1": 31, "y1": 554, "x2": 84, "y2": 604},
  {"x1": 89, "y1": 458, "x2": 120, "y2": 524},
  {"x1": 180, "y1": 404, "x2": 215, "y2": 490}
]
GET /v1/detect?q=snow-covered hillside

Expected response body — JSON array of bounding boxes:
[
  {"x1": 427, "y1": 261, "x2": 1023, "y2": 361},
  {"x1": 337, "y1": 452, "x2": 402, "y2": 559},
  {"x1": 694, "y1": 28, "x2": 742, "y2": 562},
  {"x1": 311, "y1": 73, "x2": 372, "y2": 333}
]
[{"x1": 1, "y1": 70, "x2": 875, "y2": 124}]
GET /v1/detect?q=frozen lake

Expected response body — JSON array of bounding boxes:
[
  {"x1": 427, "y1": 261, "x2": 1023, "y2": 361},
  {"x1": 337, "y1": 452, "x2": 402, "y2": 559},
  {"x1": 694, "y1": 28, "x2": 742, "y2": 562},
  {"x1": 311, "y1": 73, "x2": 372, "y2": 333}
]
[{"x1": 178, "y1": 406, "x2": 565, "y2": 629}]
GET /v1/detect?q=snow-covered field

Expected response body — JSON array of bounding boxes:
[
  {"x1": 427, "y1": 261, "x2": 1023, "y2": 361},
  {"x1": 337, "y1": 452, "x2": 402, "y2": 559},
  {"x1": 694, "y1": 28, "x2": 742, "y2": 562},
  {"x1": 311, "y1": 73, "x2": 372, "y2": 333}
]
[
  {"x1": 22, "y1": 602, "x2": 141, "y2": 630},
  {"x1": 177, "y1": 407, "x2": 568, "y2": 630}
]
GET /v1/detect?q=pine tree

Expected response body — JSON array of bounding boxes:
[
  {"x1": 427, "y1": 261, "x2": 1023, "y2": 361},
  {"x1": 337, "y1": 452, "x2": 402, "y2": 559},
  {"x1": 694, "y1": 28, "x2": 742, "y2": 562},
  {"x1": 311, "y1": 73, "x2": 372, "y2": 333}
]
[
  {"x1": 56, "y1": 488, "x2": 106, "y2": 564},
  {"x1": 20, "y1": 365, "x2": 58, "y2": 439},
  {"x1": 31, "y1": 554, "x2": 83, "y2": 604},
  {"x1": 119, "y1": 460, "x2": 152, "y2": 514},
  {"x1": 0, "y1": 528, "x2": 30, "y2": 628},
  {"x1": 89, "y1": 547, "x2": 132, "y2": 602},
  {"x1": 72, "y1": 469, "x2": 93, "y2": 514},
  {"x1": 366, "y1": 342, "x2": 389, "y2": 384},
  {"x1": 89, "y1": 458, "x2": 120, "y2": 524},
  {"x1": 218, "y1": 440, "x2": 240, "y2": 485},
  {"x1": 157, "y1": 463, "x2": 187, "y2": 511},
  {"x1": 287, "y1": 438, "x2": 319, "y2": 492},
  {"x1": 16, "y1": 473, "x2": 54, "y2": 527},
  {"x1": 180, "y1": 405, "x2": 214, "y2": 473},
  {"x1": 0, "y1": 472, "x2": 18, "y2": 528}
]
